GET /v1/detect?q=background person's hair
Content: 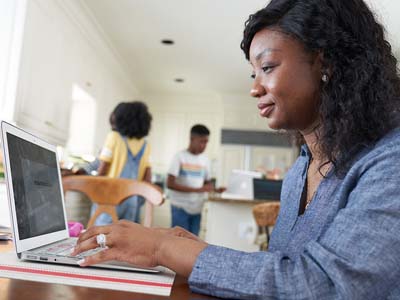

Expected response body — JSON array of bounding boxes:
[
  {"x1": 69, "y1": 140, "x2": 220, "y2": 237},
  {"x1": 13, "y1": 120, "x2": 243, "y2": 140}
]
[
  {"x1": 241, "y1": 0, "x2": 400, "y2": 176},
  {"x1": 109, "y1": 102, "x2": 126, "y2": 130},
  {"x1": 191, "y1": 124, "x2": 210, "y2": 136},
  {"x1": 114, "y1": 101, "x2": 152, "y2": 139}
]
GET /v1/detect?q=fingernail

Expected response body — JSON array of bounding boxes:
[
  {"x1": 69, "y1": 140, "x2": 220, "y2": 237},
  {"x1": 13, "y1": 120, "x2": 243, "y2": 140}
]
[
  {"x1": 77, "y1": 259, "x2": 85, "y2": 266},
  {"x1": 80, "y1": 229, "x2": 86, "y2": 234},
  {"x1": 70, "y1": 248, "x2": 76, "y2": 255}
]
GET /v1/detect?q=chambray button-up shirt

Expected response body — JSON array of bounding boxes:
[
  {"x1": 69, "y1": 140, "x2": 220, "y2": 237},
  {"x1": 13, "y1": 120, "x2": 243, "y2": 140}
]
[{"x1": 189, "y1": 128, "x2": 400, "y2": 300}]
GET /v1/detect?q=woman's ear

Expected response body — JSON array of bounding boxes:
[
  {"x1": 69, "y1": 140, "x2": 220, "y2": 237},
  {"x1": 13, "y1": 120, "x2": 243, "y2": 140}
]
[{"x1": 316, "y1": 52, "x2": 331, "y2": 83}]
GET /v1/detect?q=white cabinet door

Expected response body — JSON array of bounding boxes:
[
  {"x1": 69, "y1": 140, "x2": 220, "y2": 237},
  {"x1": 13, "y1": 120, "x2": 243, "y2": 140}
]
[
  {"x1": 14, "y1": 0, "x2": 74, "y2": 145},
  {"x1": 0, "y1": 0, "x2": 27, "y2": 122},
  {"x1": 219, "y1": 145, "x2": 245, "y2": 186},
  {"x1": 147, "y1": 111, "x2": 187, "y2": 173}
]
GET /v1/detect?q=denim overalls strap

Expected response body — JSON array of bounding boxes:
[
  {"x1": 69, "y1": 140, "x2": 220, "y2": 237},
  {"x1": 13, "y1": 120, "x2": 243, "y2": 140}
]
[{"x1": 119, "y1": 136, "x2": 147, "y2": 180}]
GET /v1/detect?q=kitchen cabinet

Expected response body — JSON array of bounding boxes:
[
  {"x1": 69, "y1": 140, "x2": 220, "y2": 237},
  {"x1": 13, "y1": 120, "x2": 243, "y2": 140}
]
[{"x1": 14, "y1": 0, "x2": 75, "y2": 145}]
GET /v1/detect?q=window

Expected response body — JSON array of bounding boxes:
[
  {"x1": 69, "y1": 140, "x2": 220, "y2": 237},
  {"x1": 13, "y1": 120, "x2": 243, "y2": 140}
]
[{"x1": 66, "y1": 84, "x2": 97, "y2": 156}]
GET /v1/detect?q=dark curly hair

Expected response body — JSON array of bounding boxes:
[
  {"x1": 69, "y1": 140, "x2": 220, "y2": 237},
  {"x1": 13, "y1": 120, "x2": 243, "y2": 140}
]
[
  {"x1": 114, "y1": 101, "x2": 152, "y2": 139},
  {"x1": 241, "y1": 0, "x2": 400, "y2": 176},
  {"x1": 109, "y1": 102, "x2": 125, "y2": 130}
]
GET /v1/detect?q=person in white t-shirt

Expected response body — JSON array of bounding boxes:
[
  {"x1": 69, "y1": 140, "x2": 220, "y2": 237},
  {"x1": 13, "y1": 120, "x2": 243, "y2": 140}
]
[{"x1": 167, "y1": 124, "x2": 223, "y2": 235}]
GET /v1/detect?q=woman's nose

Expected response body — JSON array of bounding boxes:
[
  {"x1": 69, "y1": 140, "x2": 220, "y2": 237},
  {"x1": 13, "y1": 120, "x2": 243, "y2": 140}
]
[
  {"x1": 250, "y1": 80, "x2": 266, "y2": 98},
  {"x1": 250, "y1": 88, "x2": 260, "y2": 97}
]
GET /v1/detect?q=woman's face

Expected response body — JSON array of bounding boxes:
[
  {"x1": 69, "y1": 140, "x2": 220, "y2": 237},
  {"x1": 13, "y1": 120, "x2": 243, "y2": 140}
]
[{"x1": 249, "y1": 28, "x2": 322, "y2": 132}]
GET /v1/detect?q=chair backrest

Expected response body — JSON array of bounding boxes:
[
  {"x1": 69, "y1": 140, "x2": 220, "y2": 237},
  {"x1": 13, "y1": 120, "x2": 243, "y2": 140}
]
[{"x1": 62, "y1": 175, "x2": 164, "y2": 228}]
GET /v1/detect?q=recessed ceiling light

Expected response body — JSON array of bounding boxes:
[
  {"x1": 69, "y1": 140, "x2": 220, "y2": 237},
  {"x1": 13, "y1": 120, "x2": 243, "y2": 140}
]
[
  {"x1": 161, "y1": 39, "x2": 174, "y2": 45},
  {"x1": 174, "y1": 78, "x2": 184, "y2": 83}
]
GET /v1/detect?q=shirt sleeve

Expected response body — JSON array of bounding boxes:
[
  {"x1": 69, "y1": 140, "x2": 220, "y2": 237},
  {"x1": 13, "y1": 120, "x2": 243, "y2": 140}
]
[
  {"x1": 99, "y1": 132, "x2": 117, "y2": 163},
  {"x1": 168, "y1": 153, "x2": 181, "y2": 177},
  {"x1": 189, "y1": 147, "x2": 400, "y2": 299}
]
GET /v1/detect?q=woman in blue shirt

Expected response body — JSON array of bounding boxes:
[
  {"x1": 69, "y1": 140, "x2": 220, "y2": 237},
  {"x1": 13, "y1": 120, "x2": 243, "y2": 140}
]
[{"x1": 72, "y1": 0, "x2": 400, "y2": 298}]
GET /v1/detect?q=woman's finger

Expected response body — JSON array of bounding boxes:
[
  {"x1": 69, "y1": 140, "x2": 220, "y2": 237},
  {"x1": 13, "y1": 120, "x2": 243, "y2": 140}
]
[
  {"x1": 72, "y1": 232, "x2": 113, "y2": 254},
  {"x1": 77, "y1": 248, "x2": 115, "y2": 267},
  {"x1": 71, "y1": 235, "x2": 98, "y2": 256},
  {"x1": 77, "y1": 225, "x2": 113, "y2": 243}
]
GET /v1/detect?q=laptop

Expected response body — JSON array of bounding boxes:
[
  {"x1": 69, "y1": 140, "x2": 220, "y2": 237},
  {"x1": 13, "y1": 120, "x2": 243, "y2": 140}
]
[
  {"x1": 0, "y1": 121, "x2": 158, "y2": 273},
  {"x1": 221, "y1": 169, "x2": 263, "y2": 200}
]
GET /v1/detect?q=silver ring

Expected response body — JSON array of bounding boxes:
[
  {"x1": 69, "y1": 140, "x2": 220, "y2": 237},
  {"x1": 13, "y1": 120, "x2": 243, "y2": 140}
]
[{"x1": 96, "y1": 233, "x2": 107, "y2": 248}]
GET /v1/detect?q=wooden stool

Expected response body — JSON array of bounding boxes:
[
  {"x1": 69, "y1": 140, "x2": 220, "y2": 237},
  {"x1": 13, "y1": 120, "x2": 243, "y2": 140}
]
[{"x1": 252, "y1": 202, "x2": 280, "y2": 250}]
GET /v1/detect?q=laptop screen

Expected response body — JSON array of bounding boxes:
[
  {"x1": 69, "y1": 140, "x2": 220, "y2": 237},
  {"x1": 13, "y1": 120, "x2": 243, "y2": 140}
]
[{"x1": 6, "y1": 132, "x2": 66, "y2": 240}]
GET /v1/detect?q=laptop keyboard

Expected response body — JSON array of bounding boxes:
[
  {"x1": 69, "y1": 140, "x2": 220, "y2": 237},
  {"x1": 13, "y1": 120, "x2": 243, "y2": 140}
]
[{"x1": 29, "y1": 239, "x2": 103, "y2": 259}]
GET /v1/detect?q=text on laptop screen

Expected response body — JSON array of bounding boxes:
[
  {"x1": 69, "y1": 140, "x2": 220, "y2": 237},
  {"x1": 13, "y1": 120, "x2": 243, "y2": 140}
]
[{"x1": 7, "y1": 133, "x2": 66, "y2": 240}]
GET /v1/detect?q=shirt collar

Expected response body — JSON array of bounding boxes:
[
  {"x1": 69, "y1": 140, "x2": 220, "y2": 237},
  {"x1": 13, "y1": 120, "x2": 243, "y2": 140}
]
[{"x1": 300, "y1": 144, "x2": 311, "y2": 158}]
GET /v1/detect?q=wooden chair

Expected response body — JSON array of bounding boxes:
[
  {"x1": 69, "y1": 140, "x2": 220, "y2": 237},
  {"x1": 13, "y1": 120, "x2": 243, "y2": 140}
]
[
  {"x1": 62, "y1": 175, "x2": 164, "y2": 228},
  {"x1": 252, "y1": 201, "x2": 280, "y2": 250}
]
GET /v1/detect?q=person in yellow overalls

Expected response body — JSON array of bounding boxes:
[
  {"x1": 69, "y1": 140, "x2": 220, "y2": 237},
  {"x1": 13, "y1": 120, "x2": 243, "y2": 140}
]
[{"x1": 91, "y1": 101, "x2": 152, "y2": 225}]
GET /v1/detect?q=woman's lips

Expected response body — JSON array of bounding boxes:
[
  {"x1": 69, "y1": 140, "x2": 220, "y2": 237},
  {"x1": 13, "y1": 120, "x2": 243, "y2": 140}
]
[{"x1": 258, "y1": 102, "x2": 275, "y2": 117}]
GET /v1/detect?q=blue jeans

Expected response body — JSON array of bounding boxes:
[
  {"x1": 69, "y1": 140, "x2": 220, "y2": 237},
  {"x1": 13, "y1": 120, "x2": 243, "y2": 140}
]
[
  {"x1": 91, "y1": 196, "x2": 145, "y2": 226},
  {"x1": 171, "y1": 205, "x2": 201, "y2": 236}
]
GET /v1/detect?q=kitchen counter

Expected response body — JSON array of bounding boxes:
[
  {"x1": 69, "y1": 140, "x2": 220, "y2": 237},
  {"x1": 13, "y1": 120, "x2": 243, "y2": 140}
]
[{"x1": 205, "y1": 194, "x2": 279, "y2": 252}]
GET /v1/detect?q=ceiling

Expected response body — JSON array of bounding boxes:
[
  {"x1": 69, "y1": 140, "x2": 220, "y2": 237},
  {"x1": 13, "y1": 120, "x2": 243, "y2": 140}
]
[{"x1": 82, "y1": 0, "x2": 400, "y2": 96}]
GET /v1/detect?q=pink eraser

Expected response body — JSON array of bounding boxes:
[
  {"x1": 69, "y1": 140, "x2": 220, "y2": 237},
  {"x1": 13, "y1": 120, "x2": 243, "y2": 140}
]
[{"x1": 68, "y1": 222, "x2": 84, "y2": 237}]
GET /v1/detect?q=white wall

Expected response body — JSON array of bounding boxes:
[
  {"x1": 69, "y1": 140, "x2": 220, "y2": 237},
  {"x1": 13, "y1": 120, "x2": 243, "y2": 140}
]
[
  {"x1": 12, "y1": 0, "x2": 139, "y2": 150},
  {"x1": 220, "y1": 93, "x2": 273, "y2": 131}
]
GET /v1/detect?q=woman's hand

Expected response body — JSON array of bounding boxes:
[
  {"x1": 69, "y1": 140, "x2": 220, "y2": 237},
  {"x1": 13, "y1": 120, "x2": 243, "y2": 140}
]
[
  {"x1": 71, "y1": 220, "x2": 162, "y2": 268},
  {"x1": 153, "y1": 226, "x2": 203, "y2": 242},
  {"x1": 71, "y1": 221, "x2": 209, "y2": 276}
]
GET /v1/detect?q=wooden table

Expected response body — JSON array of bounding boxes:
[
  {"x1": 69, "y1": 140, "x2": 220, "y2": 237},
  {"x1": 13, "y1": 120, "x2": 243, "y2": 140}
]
[{"x1": 0, "y1": 241, "x2": 218, "y2": 300}]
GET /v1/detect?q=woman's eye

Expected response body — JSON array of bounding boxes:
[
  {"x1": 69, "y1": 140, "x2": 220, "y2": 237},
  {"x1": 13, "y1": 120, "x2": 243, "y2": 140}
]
[
  {"x1": 251, "y1": 65, "x2": 275, "y2": 78},
  {"x1": 262, "y1": 65, "x2": 274, "y2": 73}
]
